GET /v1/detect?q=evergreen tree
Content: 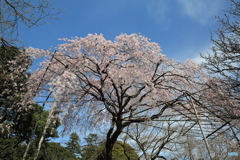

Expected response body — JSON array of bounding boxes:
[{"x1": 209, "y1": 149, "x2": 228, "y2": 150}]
[
  {"x1": 0, "y1": 44, "x2": 32, "y2": 159},
  {"x1": 0, "y1": 45, "x2": 61, "y2": 159},
  {"x1": 81, "y1": 134, "x2": 101, "y2": 160},
  {"x1": 0, "y1": 44, "x2": 31, "y2": 126},
  {"x1": 65, "y1": 133, "x2": 81, "y2": 158},
  {"x1": 111, "y1": 141, "x2": 138, "y2": 160},
  {"x1": 0, "y1": 104, "x2": 61, "y2": 159},
  {"x1": 80, "y1": 134, "x2": 138, "y2": 160},
  {"x1": 36, "y1": 142, "x2": 76, "y2": 160}
]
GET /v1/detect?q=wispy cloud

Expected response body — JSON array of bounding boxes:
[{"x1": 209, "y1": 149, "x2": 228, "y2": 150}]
[
  {"x1": 147, "y1": 0, "x2": 170, "y2": 25},
  {"x1": 192, "y1": 45, "x2": 214, "y2": 64},
  {"x1": 193, "y1": 55, "x2": 206, "y2": 64},
  {"x1": 177, "y1": 0, "x2": 224, "y2": 25},
  {"x1": 171, "y1": 44, "x2": 213, "y2": 64}
]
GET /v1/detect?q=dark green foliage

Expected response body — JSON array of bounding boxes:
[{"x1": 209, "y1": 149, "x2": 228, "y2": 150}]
[
  {"x1": 40, "y1": 142, "x2": 77, "y2": 160},
  {"x1": 32, "y1": 142, "x2": 76, "y2": 160},
  {"x1": 65, "y1": 133, "x2": 81, "y2": 158},
  {"x1": 80, "y1": 134, "x2": 138, "y2": 160},
  {"x1": 111, "y1": 141, "x2": 138, "y2": 160},
  {"x1": 3, "y1": 141, "x2": 77, "y2": 160},
  {"x1": 0, "y1": 44, "x2": 31, "y2": 125},
  {"x1": 27, "y1": 104, "x2": 61, "y2": 142},
  {"x1": 0, "y1": 44, "x2": 32, "y2": 159},
  {"x1": 0, "y1": 104, "x2": 61, "y2": 159},
  {"x1": 0, "y1": 45, "x2": 61, "y2": 159},
  {"x1": 81, "y1": 134, "x2": 101, "y2": 160}
]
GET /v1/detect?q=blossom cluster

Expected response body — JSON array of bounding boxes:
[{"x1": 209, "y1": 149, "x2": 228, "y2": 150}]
[{"x1": 26, "y1": 34, "x2": 209, "y2": 132}]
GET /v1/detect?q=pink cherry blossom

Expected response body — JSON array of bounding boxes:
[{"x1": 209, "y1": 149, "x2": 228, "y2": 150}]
[{"x1": 26, "y1": 33, "x2": 210, "y2": 133}]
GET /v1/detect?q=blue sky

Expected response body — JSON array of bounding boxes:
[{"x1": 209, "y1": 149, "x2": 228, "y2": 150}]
[
  {"x1": 18, "y1": 0, "x2": 229, "y2": 63},
  {"x1": 18, "y1": 0, "x2": 230, "y2": 144}
]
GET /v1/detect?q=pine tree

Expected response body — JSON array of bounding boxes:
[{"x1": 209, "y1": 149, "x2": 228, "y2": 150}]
[
  {"x1": 0, "y1": 44, "x2": 61, "y2": 159},
  {"x1": 65, "y1": 133, "x2": 81, "y2": 159},
  {"x1": 0, "y1": 44, "x2": 32, "y2": 159},
  {"x1": 81, "y1": 134, "x2": 101, "y2": 160},
  {"x1": 0, "y1": 44, "x2": 31, "y2": 125},
  {"x1": 0, "y1": 103, "x2": 61, "y2": 159}
]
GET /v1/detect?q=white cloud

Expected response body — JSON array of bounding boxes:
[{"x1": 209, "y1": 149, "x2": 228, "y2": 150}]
[
  {"x1": 147, "y1": 0, "x2": 170, "y2": 25},
  {"x1": 193, "y1": 55, "x2": 206, "y2": 64},
  {"x1": 192, "y1": 45, "x2": 214, "y2": 64},
  {"x1": 171, "y1": 44, "x2": 213, "y2": 64},
  {"x1": 146, "y1": 0, "x2": 225, "y2": 26},
  {"x1": 177, "y1": 0, "x2": 224, "y2": 25}
]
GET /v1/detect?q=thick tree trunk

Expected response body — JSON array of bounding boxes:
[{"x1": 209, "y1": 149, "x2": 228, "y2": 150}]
[{"x1": 97, "y1": 117, "x2": 124, "y2": 160}]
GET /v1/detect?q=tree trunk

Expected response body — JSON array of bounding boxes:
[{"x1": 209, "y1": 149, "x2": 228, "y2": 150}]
[
  {"x1": 33, "y1": 102, "x2": 56, "y2": 160},
  {"x1": 97, "y1": 117, "x2": 124, "y2": 160}
]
